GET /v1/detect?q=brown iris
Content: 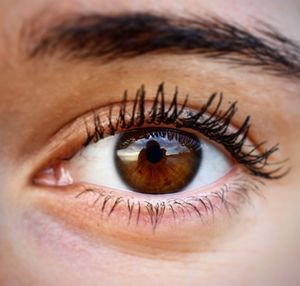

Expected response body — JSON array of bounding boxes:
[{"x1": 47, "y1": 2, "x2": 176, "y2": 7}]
[{"x1": 115, "y1": 128, "x2": 202, "y2": 194}]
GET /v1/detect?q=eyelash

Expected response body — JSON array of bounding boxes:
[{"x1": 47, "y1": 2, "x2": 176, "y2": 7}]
[
  {"x1": 83, "y1": 82, "x2": 286, "y2": 179},
  {"x1": 74, "y1": 173, "x2": 263, "y2": 231}
]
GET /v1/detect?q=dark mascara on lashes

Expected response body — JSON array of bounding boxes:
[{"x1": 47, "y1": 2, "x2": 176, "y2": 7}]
[{"x1": 82, "y1": 82, "x2": 287, "y2": 180}]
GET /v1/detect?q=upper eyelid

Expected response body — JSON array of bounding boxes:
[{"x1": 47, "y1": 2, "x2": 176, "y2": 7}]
[{"x1": 31, "y1": 83, "x2": 287, "y2": 181}]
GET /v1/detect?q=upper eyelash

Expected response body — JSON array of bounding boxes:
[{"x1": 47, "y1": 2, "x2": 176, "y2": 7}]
[{"x1": 83, "y1": 83, "x2": 287, "y2": 179}]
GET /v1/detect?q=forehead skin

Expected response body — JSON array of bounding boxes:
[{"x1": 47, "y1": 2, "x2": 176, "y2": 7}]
[{"x1": 0, "y1": 1, "x2": 300, "y2": 286}]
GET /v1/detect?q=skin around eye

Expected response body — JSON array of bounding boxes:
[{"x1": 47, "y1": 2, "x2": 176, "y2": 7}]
[
  {"x1": 29, "y1": 86, "x2": 283, "y2": 252},
  {"x1": 29, "y1": 91, "x2": 270, "y2": 248}
]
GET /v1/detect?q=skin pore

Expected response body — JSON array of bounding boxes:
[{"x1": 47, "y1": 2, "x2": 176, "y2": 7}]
[{"x1": 0, "y1": 0, "x2": 300, "y2": 286}]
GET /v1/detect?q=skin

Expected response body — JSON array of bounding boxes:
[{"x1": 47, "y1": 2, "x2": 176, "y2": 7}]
[{"x1": 0, "y1": 0, "x2": 300, "y2": 285}]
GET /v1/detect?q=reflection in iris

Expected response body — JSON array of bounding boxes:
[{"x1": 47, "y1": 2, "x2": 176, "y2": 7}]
[{"x1": 115, "y1": 128, "x2": 202, "y2": 194}]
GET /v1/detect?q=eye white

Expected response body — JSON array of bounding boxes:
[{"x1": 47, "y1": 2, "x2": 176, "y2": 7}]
[{"x1": 68, "y1": 133, "x2": 232, "y2": 192}]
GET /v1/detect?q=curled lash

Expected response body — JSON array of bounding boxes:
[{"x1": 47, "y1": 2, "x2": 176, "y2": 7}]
[{"x1": 84, "y1": 83, "x2": 287, "y2": 179}]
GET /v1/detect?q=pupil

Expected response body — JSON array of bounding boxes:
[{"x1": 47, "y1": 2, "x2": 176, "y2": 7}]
[{"x1": 145, "y1": 140, "x2": 164, "y2": 163}]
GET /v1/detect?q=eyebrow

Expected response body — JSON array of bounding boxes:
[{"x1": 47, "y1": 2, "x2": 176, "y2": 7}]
[{"x1": 25, "y1": 13, "x2": 300, "y2": 78}]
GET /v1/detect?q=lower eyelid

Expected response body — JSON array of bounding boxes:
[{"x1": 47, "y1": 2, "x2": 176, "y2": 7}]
[{"x1": 29, "y1": 169, "x2": 262, "y2": 252}]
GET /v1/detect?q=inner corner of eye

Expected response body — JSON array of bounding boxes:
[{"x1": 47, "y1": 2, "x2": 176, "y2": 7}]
[
  {"x1": 33, "y1": 161, "x2": 74, "y2": 187},
  {"x1": 34, "y1": 127, "x2": 235, "y2": 196}
]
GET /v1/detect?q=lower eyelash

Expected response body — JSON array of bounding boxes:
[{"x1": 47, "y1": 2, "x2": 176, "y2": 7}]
[
  {"x1": 74, "y1": 174, "x2": 264, "y2": 232},
  {"x1": 83, "y1": 83, "x2": 287, "y2": 180}
]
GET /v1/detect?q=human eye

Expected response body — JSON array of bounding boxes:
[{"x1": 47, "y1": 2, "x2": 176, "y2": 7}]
[{"x1": 31, "y1": 83, "x2": 286, "y2": 251}]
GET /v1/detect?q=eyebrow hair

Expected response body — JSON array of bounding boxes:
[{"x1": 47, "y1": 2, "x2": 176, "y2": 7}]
[{"x1": 25, "y1": 13, "x2": 300, "y2": 78}]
